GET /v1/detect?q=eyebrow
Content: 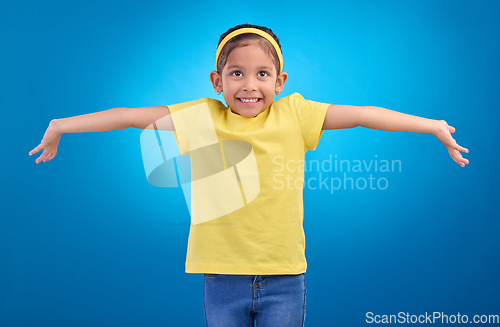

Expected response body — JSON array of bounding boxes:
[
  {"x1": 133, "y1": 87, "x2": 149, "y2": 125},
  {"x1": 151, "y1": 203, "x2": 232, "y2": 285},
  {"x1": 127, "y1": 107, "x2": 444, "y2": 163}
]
[{"x1": 226, "y1": 65, "x2": 274, "y2": 70}]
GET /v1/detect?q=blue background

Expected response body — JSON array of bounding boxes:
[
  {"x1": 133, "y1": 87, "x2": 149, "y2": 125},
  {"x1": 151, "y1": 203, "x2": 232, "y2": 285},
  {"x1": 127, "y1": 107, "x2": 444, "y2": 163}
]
[{"x1": 2, "y1": 0, "x2": 499, "y2": 326}]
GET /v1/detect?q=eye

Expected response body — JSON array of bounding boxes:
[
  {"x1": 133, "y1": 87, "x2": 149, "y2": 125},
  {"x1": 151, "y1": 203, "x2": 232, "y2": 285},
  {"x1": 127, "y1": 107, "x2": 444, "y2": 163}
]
[
  {"x1": 231, "y1": 70, "x2": 242, "y2": 77},
  {"x1": 258, "y1": 71, "x2": 270, "y2": 77}
]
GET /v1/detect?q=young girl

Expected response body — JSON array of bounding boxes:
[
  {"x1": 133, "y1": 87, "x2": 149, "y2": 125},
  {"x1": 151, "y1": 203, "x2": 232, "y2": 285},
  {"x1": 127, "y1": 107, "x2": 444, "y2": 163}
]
[{"x1": 29, "y1": 24, "x2": 469, "y2": 327}]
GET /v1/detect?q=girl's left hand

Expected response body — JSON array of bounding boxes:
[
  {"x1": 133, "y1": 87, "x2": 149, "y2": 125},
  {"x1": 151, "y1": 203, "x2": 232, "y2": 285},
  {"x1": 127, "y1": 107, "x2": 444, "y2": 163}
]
[{"x1": 433, "y1": 120, "x2": 469, "y2": 167}]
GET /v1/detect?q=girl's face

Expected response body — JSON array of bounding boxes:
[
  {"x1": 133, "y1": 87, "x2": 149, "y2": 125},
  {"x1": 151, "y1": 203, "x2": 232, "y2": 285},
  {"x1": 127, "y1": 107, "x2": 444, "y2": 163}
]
[{"x1": 210, "y1": 42, "x2": 288, "y2": 118}]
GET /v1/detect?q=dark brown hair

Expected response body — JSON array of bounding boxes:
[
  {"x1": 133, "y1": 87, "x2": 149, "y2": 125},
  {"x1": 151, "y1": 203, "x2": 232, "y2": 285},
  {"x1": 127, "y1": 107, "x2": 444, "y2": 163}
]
[{"x1": 216, "y1": 24, "x2": 282, "y2": 75}]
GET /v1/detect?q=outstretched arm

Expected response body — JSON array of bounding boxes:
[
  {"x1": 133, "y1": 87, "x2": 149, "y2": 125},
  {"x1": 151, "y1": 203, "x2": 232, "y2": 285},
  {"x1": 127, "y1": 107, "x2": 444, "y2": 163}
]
[
  {"x1": 322, "y1": 104, "x2": 469, "y2": 167},
  {"x1": 29, "y1": 106, "x2": 173, "y2": 164}
]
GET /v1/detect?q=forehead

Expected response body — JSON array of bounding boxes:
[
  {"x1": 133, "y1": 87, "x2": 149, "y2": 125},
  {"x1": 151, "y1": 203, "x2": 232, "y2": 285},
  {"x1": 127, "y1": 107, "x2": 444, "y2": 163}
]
[{"x1": 225, "y1": 43, "x2": 276, "y2": 69}]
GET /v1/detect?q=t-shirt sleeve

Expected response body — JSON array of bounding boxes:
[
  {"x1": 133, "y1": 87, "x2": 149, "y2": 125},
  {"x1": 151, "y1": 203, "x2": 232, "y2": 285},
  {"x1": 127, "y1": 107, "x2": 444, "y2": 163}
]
[
  {"x1": 167, "y1": 97, "x2": 207, "y2": 156},
  {"x1": 288, "y1": 92, "x2": 330, "y2": 151},
  {"x1": 167, "y1": 97, "x2": 219, "y2": 156}
]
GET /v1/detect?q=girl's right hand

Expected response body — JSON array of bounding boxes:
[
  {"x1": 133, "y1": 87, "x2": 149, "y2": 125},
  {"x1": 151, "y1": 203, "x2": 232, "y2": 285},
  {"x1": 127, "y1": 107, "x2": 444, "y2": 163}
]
[
  {"x1": 433, "y1": 120, "x2": 469, "y2": 167},
  {"x1": 29, "y1": 119, "x2": 62, "y2": 164}
]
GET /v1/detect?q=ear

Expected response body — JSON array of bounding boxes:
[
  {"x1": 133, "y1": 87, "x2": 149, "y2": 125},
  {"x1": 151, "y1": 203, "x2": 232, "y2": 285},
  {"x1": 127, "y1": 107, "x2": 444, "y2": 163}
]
[
  {"x1": 210, "y1": 70, "x2": 223, "y2": 93},
  {"x1": 275, "y1": 72, "x2": 288, "y2": 93}
]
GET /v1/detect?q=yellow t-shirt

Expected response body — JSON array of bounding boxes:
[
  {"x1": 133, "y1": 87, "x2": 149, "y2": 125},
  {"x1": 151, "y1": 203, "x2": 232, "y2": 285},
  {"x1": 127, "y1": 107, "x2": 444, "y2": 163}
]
[{"x1": 167, "y1": 92, "x2": 329, "y2": 275}]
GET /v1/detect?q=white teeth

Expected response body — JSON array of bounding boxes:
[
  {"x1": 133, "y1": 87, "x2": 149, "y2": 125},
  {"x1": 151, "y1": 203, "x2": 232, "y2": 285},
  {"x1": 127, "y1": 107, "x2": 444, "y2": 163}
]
[{"x1": 239, "y1": 98, "x2": 259, "y2": 103}]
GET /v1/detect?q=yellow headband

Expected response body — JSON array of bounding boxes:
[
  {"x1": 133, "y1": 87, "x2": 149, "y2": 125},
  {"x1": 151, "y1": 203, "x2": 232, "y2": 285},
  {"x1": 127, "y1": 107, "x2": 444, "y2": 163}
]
[{"x1": 215, "y1": 27, "x2": 283, "y2": 73}]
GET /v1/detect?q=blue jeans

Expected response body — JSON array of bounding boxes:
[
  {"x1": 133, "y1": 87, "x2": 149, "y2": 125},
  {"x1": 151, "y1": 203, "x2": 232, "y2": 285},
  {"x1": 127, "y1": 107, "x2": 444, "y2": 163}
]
[{"x1": 203, "y1": 273, "x2": 306, "y2": 327}]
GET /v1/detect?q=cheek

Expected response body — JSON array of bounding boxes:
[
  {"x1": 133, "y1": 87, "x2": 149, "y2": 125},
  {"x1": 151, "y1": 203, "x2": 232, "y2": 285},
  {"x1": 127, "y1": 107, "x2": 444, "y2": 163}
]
[
  {"x1": 222, "y1": 80, "x2": 237, "y2": 92},
  {"x1": 264, "y1": 83, "x2": 276, "y2": 93},
  {"x1": 224, "y1": 86, "x2": 237, "y2": 97}
]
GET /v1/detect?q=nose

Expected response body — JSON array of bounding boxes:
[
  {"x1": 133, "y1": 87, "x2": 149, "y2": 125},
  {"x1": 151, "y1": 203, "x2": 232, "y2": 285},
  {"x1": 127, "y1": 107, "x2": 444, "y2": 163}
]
[{"x1": 243, "y1": 75, "x2": 258, "y2": 92}]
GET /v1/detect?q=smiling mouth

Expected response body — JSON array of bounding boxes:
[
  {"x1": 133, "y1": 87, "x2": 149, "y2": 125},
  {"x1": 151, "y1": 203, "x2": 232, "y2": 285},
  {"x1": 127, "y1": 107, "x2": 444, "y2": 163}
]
[{"x1": 237, "y1": 98, "x2": 262, "y2": 103}]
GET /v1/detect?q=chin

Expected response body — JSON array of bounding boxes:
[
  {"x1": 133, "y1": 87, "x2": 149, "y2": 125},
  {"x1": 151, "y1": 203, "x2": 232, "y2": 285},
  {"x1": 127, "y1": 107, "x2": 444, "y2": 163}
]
[{"x1": 244, "y1": 108, "x2": 266, "y2": 118}]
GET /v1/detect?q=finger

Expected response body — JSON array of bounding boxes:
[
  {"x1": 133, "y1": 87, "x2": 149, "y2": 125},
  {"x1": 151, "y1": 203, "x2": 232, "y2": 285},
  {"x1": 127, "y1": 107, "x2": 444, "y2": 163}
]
[
  {"x1": 455, "y1": 143, "x2": 469, "y2": 153},
  {"x1": 450, "y1": 139, "x2": 468, "y2": 153},
  {"x1": 29, "y1": 144, "x2": 44, "y2": 156},
  {"x1": 42, "y1": 150, "x2": 53, "y2": 162},
  {"x1": 452, "y1": 152, "x2": 463, "y2": 167},
  {"x1": 36, "y1": 149, "x2": 51, "y2": 164},
  {"x1": 449, "y1": 125, "x2": 455, "y2": 133},
  {"x1": 461, "y1": 153, "x2": 469, "y2": 165},
  {"x1": 451, "y1": 149, "x2": 469, "y2": 167},
  {"x1": 43, "y1": 152, "x2": 53, "y2": 162},
  {"x1": 46, "y1": 149, "x2": 57, "y2": 161}
]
